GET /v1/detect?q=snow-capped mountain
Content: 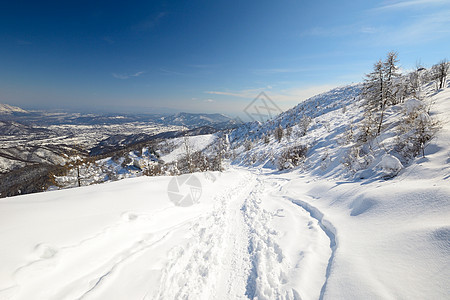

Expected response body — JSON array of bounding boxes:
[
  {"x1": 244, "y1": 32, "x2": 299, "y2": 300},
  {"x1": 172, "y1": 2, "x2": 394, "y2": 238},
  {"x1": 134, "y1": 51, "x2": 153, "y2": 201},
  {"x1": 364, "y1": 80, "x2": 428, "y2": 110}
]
[{"x1": 0, "y1": 103, "x2": 28, "y2": 114}]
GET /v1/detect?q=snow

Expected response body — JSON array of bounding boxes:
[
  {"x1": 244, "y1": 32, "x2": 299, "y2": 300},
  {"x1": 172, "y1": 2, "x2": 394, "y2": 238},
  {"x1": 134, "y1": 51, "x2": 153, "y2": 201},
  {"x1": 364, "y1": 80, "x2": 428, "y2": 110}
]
[
  {"x1": 0, "y1": 103, "x2": 28, "y2": 114},
  {"x1": 377, "y1": 154, "x2": 403, "y2": 176},
  {"x1": 160, "y1": 134, "x2": 217, "y2": 163},
  {"x1": 1, "y1": 82, "x2": 449, "y2": 299},
  {"x1": 404, "y1": 98, "x2": 424, "y2": 114}
]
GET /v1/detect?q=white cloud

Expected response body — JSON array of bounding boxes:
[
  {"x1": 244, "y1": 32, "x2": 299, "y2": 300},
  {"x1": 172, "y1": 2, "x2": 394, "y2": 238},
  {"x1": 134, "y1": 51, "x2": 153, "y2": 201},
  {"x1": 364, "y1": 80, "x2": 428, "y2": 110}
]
[
  {"x1": 205, "y1": 88, "x2": 262, "y2": 99},
  {"x1": 368, "y1": 10, "x2": 450, "y2": 46},
  {"x1": 112, "y1": 71, "x2": 145, "y2": 80},
  {"x1": 374, "y1": 0, "x2": 447, "y2": 11},
  {"x1": 205, "y1": 84, "x2": 339, "y2": 110},
  {"x1": 300, "y1": 24, "x2": 381, "y2": 38},
  {"x1": 159, "y1": 68, "x2": 185, "y2": 76},
  {"x1": 267, "y1": 84, "x2": 339, "y2": 104},
  {"x1": 187, "y1": 64, "x2": 221, "y2": 69},
  {"x1": 252, "y1": 68, "x2": 312, "y2": 75}
]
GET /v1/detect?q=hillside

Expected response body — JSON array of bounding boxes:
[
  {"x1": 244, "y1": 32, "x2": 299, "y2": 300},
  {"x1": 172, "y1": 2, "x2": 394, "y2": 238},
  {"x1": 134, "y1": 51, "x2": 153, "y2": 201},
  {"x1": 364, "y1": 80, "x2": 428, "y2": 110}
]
[{"x1": 0, "y1": 76, "x2": 449, "y2": 299}]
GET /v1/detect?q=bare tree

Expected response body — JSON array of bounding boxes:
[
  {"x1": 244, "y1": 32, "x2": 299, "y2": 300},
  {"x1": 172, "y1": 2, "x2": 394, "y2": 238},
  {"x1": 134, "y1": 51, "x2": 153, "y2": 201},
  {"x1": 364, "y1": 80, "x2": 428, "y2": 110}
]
[
  {"x1": 384, "y1": 51, "x2": 400, "y2": 105},
  {"x1": 433, "y1": 59, "x2": 449, "y2": 90},
  {"x1": 363, "y1": 59, "x2": 385, "y2": 136},
  {"x1": 363, "y1": 51, "x2": 400, "y2": 136},
  {"x1": 409, "y1": 70, "x2": 422, "y2": 99}
]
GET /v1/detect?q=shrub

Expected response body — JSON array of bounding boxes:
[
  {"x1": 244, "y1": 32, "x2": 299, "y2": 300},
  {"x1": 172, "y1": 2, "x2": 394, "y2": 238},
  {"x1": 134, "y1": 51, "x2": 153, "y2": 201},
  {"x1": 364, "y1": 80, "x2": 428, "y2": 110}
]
[
  {"x1": 275, "y1": 125, "x2": 284, "y2": 142},
  {"x1": 278, "y1": 145, "x2": 308, "y2": 170}
]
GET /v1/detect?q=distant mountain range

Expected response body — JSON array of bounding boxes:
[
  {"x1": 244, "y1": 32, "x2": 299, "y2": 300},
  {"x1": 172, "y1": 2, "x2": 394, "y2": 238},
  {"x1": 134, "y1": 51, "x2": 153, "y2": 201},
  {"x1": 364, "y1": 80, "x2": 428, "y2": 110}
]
[
  {"x1": 0, "y1": 103, "x2": 238, "y2": 129},
  {"x1": 159, "y1": 112, "x2": 232, "y2": 128}
]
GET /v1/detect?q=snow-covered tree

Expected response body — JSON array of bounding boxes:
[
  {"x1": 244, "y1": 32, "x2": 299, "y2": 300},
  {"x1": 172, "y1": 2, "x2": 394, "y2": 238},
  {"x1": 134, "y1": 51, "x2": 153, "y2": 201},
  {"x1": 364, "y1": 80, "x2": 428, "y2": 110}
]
[
  {"x1": 244, "y1": 139, "x2": 252, "y2": 151},
  {"x1": 408, "y1": 69, "x2": 422, "y2": 99},
  {"x1": 275, "y1": 125, "x2": 283, "y2": 142},
  {"x1": 211, "y1": 133, "x2": 228, "y2": 171},
  {"x1": 297, "y1": 115, "x2": 311, "y2": 137},
  {"x1": 362, "y1": 51, "x2": 400, "y2": 136},
  {"x1": 183, "y1": 137, "x2": 194, "y2": 173},
  {"x1": 432, "y1": 60, "x2": 449, "y2": 90},
  {"x1": 384, "y1": 51, "x2": 400, "y2": 105},
  {"x1": 285, "y1": 126, "x2": 293, "y2": 141}
]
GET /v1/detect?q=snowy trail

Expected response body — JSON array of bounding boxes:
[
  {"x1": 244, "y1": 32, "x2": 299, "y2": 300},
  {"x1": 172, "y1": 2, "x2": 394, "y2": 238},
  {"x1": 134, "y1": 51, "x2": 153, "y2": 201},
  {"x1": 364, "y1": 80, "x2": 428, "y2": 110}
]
[
  {"x1": 244, "y1": 173, "x2": 333, "y2": 300},
  {"x1": 151, "y1": 169, "x2": 333, "y2": 300},
  {"x1": 152, "y1": 172, "x2": 256, "y2": 300},
  {"x1": 0, "y1": 169, "x2": 333, "y2": 300}
]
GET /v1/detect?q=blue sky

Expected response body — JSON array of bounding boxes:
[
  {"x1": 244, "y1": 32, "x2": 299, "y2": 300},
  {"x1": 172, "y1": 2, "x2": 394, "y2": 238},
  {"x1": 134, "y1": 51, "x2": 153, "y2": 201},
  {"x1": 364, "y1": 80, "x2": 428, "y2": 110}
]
[{"x1": 0, "y1": 0, "x2": 449, "y2": 116}]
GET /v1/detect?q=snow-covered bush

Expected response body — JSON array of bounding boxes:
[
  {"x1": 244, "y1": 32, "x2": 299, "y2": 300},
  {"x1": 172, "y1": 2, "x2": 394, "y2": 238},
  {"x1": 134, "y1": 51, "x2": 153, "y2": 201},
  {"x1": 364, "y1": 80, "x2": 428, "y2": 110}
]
[
  {"x1": 297, "y1": 115, "x2": 311, "y2": 137},
  {"x1": 342, "y1": 144, "x2": 373, "y2": 173},
  {"x1": 278, "y1": 145, "x2": 308, "y2": 170},
  {"x1": 396, "y1": 98, "x2": 439, "y2": 159},
  {"x1": 377, "y1": 154, "x2": 403, "y2": 178},
  {"x1": 143, "y1": 162, "x2": 164, "y2": 176},
  {"x1": 244, "y1": 140, "x2": 252, "y2": 151}
]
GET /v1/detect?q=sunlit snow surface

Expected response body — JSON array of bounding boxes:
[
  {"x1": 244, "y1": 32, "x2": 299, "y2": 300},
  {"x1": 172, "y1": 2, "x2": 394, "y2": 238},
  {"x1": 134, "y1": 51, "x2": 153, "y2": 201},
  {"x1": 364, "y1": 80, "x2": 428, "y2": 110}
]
[{"x1": 1, "y1": 85, "x2": 449, "y2": 299}]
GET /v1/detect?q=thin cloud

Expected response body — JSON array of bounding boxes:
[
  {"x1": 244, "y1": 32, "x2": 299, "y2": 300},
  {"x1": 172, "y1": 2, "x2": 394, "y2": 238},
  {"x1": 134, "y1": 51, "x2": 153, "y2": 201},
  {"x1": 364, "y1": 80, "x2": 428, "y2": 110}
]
[
  {"x1": 17, "y1": 40, "x2": 32, "y2": 45},
  {"x1": 300, "y1": 24, "x2": 380, "y2": 38},
  {"x1": 367, "y1": 10, "x2": 450, "y2": 46},
  {"x1": 132, "y1": 12, "x2": 167, "y2": 31},
  {"x1": 252, "y1": 68, "x2": 312, "y2": 75},
  {"x1": 160, "y1": 68, "x2": 185, "y2": 76},
  {"x1": 205, "y1": 88, "x2": 262, "y2": 99},
  {"x1": 267, "y1": 84, "x2": 338, "y2": 104},
  {"x1": 205, "y1": 84, "x2": 338, "y2": 107},
  {"x1": 187, "y1": 64, "x2": 221, "y2": 69},
  {"x1": 102, "y1": 37, "x2": 114, "y2": 44},
  {"x1": 112, "y1": 71, "x2": 145, "y2": 80},
  {"x1": 373, "y1": 0, "x2": 447, "y2": 11}
]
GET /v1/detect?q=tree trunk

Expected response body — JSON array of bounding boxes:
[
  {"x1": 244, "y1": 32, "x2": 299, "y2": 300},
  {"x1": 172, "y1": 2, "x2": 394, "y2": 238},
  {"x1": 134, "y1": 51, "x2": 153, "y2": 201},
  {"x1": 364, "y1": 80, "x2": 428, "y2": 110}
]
[{"x1": 77, "y1": 166, "x2": 81, "y2": 187}]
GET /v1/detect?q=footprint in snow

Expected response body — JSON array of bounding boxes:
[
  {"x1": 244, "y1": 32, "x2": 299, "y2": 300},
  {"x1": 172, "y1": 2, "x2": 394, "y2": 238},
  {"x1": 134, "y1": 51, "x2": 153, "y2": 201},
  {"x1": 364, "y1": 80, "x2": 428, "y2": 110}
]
[
  {"x1": 121, "y1": 211, "x2": 141, "y2": 222},
  {"x1": 34, "y1": 243, "x2": 59, "y2": 259}
]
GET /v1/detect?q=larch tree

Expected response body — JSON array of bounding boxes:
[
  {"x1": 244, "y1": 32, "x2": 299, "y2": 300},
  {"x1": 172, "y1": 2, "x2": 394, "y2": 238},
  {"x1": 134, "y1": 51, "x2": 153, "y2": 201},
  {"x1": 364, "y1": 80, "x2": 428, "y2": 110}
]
[
  {"x1": 363, "y1": 51, "x2": 400, "y2": 136},
  {"x1": 433, "y1": 60, "x2": 449, "y2": 90}
]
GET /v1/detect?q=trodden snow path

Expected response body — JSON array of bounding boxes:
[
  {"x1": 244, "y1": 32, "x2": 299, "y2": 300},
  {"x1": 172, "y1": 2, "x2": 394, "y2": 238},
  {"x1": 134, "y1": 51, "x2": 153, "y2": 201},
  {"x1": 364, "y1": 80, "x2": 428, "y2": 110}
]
[
  {"x1": 148, "y1": 168, "x2": 333, "y2": 300},
  {"x1": 0, "y1": 168, "x2": 334, "y2": 300}
]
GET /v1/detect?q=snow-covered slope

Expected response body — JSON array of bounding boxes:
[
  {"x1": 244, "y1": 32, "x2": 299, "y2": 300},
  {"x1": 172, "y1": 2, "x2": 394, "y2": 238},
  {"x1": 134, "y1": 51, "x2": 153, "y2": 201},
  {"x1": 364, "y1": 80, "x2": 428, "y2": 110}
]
[
  {"x1": 1, "y1": 81, "x2": 449, "y2": 299},
  {"x1": 159, "y1": 112, "x2": 234, "y2": 128}
]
